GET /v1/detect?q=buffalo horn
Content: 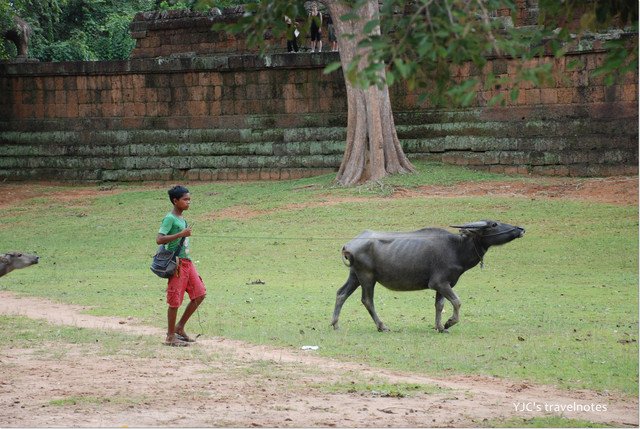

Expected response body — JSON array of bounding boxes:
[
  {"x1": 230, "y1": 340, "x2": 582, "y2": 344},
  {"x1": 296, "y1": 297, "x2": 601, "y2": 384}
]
[{"x1": 450, "y1": 221, "x2": 489, "y2": 229}]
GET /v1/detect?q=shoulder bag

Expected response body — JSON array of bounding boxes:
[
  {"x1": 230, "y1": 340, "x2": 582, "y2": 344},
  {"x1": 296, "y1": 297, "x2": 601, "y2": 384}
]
[{"x1": 150, "y1": 222, "x2": 187, "y2": 279}]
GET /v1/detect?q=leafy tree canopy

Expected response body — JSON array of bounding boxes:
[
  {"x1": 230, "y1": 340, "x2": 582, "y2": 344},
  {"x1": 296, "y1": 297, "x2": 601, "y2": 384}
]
[
  {"x1": 0, "y1": 1, "x2": 12, "y2": 57},
  {"x1": 0, "y1": 0, "x2": 247, "y2": 61},
  {"x1": 214, "y1": 0, "x2": 638, "y2": 107}
]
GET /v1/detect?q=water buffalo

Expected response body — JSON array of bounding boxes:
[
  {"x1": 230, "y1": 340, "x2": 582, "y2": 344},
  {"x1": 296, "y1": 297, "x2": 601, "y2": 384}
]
[
  {"x1": 331, "y1": 220, "x2": 525, "y2": 333},
  {"x1": 0, "y1": 252, "x2": 39, "y2": 278}
]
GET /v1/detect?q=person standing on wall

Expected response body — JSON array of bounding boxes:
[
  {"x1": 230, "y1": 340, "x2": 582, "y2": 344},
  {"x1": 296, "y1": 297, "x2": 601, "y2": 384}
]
[
  {"x1": 285, "y1": 15, "x2": 299, "y2": 53},
  {"x1": 308, "y1": 2, "x2": 322, "y2": 52},
  {"x1": 326, "y1": 13, "x2": 337, "y2": 52}
]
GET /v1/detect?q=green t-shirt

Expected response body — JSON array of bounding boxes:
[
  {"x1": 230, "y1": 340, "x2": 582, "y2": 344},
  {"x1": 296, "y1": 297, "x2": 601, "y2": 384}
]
[{"x1": 158, "y1": 213, "x2": 190, "y2": 259}]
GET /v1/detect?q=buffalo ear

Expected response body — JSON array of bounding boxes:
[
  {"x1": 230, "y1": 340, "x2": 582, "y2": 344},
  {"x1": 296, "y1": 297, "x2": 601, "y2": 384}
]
[
  {"x1": 0, "y1": 256, "x2": 9, "y2": 265},
  {"x1": 450, "y1": 221, "x2": 489, "y2": 230}
]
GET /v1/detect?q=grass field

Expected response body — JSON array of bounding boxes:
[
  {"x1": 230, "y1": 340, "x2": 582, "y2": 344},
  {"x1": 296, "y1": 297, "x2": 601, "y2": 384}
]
[{"x1": 1, "y1": 162, "x2": 637, "y2": 396}]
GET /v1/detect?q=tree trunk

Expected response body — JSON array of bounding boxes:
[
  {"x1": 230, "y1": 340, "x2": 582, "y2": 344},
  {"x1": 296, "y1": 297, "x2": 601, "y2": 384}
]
[{"x1": 324, "y1": 0, "x2": 415, "y2": 186}]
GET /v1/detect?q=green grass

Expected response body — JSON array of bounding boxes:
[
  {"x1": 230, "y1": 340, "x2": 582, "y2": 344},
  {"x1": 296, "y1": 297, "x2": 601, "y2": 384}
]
[
  {"x1": 319, "y1": 380, "x2": 446, "y2": 397},
  {"x1": 1, "y1": 315, "x2": 158, "y2": 358},
  {"x1": 48, "y1": 396, "x2": 144, "y2": 407},
  {"x1": 1, "y1": 161, "x2": 637, "y2": 396},
  {"x1": 481, "y1": 417, "x2": 612, "y2": 428}
]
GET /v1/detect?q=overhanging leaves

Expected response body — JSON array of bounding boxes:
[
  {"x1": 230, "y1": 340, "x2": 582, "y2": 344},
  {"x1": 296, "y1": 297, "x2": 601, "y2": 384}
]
[{"x1": 208, "y1": 0, "x2": 636, "y2": 107}]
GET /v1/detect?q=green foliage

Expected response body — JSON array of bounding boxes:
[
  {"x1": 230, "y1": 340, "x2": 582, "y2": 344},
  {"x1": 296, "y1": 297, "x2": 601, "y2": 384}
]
[
  {"x1": 209, "y1": 1, "x2": 304, "y2": 52},
  {"x1": 1, "y1": 0, "x2": 157, "y2": 61},
  {"x1": 0, "y1": 0, "x2": 14, "y2": 59},
  {"x1": 218, "y1": 0, "x2": 638, "y2": 107},
  {"x1": 590, "y1": 36, "x2": 638, "y2": 85},
  {"x1": 157, "y1": 0, "x2": 250, "y2": 10},
  {"x1": 16, "y1": 0, "x2": 63, "y2": 43},
  {"x1": 156, "y1": 0, "x2": 193, "y2": 11},
  {"x1": 93, "y1": 13, "x2": 138, "y2": 60},
  {"x1": 356, "y1": 0, "x2": 636, "y2": 106},
  {"x1": 0, "y1": 0, "x2": 249, "y2": 60},
  {"x1": 37, "y1": 29, "x2": 96, "y2": 61},
  {"x1": 538, "y1": 0, "x2": 638, "y2": 31},
  {"x1": 535, "y1": 0, "x2": 638, "y2": 89},
  {"x1": 0, "y1": 1, "x2": 13, "y2": 30}
]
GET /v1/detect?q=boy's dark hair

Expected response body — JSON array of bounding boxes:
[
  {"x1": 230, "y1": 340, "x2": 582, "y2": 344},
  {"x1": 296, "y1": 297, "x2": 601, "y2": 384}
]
[{"x1": 168, "y1": 185, "x2": 189, "y2": 204}]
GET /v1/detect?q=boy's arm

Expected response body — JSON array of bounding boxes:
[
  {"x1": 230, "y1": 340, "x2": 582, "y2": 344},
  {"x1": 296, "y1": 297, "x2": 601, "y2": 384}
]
[{"x1": 156, "y1": 227, "x2": 191, "y2": 245}]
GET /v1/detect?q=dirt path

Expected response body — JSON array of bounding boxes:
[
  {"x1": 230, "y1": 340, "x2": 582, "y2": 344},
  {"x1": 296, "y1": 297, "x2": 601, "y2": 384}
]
[{"x1": 0, "y1": 291, "x2": 637, "y2": 428}]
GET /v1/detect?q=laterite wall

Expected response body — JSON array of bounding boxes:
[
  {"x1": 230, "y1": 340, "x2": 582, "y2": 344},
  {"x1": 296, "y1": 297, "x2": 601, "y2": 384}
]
[{"x1": 0, "y1": 9, "x2": 637, "y2": 181}]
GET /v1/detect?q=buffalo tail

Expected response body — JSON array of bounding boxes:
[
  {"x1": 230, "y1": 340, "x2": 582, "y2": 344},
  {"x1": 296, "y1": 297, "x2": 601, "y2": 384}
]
[{"x1": 341, "y1": 247, "x2": 354, "y2": 267}]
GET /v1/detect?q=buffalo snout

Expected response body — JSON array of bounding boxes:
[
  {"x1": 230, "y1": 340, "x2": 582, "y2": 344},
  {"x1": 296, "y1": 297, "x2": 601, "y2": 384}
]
[{"x1": 0, "y1": 252, "x2": 40, "y2": 277}]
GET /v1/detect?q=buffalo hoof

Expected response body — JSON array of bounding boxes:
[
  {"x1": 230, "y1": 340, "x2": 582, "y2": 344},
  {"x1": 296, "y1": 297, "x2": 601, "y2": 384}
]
[
  {"x1": 444, "y1": 320, "x2": 457, "y2": 330},
  {"x1": 377, "y1": 325, "x2": 390, "y2": 332}
]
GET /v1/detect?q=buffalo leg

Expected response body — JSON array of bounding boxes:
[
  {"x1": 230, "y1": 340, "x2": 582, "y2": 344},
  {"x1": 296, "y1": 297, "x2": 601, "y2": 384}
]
[
  {"x1": 331, "y1": 270, "x2": 360, "y2": 330},
  {"x1": 360, "y1": 276, "x2": 389, "y2": 332},
  {"x1": 440, "y1": 285, "x2": 461, "y2": 332},
  {"x1": 434, "y1": 291, "x2": 446, "y2": 332}
]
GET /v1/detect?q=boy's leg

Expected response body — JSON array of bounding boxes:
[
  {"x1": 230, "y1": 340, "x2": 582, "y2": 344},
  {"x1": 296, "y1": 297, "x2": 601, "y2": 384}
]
[
  {"x1": 168, "y1": 306, "x2": 178, "y2": 336},
  {"x1": 175, "y1": 295, "x2": 205, "y2": 340},
  {"x1": 175, "y1": 260, "x2": 206, "y2": 341},
  {"x1": 165, "y1": 306, "x2": 188, "y2": 346},
  {"x1": 165, "y1": 263, "x2": 189, "y2": 346}
]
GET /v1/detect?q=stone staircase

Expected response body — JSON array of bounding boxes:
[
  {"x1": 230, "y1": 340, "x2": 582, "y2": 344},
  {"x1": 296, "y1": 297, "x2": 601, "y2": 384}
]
[
  {"x1": 0, "y1": 109, "x2": 636, "y2": 181},
  {"x1": 0, "y1": 126, "x2": 345, "y2": 181}
]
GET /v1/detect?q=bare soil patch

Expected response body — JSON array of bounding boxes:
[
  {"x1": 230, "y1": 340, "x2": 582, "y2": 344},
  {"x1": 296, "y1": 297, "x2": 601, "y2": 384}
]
[
  {"x1": 210, "y1": 176, "x2": 638, "y2": 220},
  {"x1": 1, "y1": 176, "x2": 636, "y2": 215},
  {"x1": 0, "y1": 291, "x2": 637, "y2": 428},
  {"x1": 0, "y1": 182, "x2": 125, "y2": 210},
  {"x1": 405, "y1": 176, "x2": 638, "y2": 206}
]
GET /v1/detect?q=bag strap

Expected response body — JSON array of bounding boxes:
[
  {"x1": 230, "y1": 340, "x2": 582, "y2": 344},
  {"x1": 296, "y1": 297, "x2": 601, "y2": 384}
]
[{"x1": 172, "y1": 221, "x2": 187, "y2": 257}]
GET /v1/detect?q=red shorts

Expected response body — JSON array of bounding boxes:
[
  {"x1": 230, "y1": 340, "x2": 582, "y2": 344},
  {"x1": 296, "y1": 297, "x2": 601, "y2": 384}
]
[{"x1": 167, "y1": 259, "x2": 206, "y2": 308}]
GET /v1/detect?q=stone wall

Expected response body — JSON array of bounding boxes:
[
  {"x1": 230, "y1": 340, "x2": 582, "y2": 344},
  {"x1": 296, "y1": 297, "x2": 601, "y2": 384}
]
[
  {"x1": 129, "y1": 8, "x2": 264, "y2": 59},
  {"x1": 129, "y1": 7, "x2": 301, "y2": 58},
  {"x1": 0, "y1": 9, "x2": 637, "y2": 182},
  {"x1": 495, "y1": 0, "x2": 539, "y2": 26}
]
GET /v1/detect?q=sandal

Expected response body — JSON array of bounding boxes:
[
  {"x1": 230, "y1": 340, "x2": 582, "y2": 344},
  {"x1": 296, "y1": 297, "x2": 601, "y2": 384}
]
[
  {"x1": 175, "y1": 332, "x2": 196, "y2": 343},
  {"x1": 164, "y1": 335, "x2": 189, "y2": 347}
]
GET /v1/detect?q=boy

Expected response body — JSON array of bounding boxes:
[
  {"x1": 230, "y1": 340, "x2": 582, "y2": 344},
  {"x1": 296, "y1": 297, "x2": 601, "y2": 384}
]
[{"x1": 157, "y1": 185, "x2": 206, "y2": 347}]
